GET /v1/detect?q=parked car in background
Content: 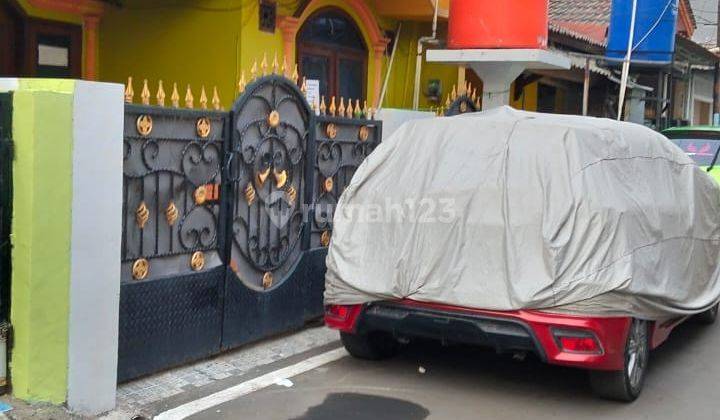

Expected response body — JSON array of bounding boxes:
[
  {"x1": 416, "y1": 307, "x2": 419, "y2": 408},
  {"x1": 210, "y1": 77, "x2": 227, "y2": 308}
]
[{"x1": 663, "y1": 126, "x2": 720, "y2": 183}]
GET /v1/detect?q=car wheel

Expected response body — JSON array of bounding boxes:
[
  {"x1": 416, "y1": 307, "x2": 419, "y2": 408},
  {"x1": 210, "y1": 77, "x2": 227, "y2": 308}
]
[
  {"x1": 340, "y1": 331, "x2": 399, "y2": 360},
  {"x1": 694, "y1": 303, "x2": 719, "y2": 325},
  {"x1": 589, "y1": 318, "x2": 649, "y2": 402}
]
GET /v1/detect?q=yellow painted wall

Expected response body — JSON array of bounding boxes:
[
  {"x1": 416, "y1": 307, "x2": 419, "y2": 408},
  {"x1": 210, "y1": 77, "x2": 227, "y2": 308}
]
[
  {"x1": 100, "y1": 0, "x2": 245, "y2": 108},
  {"x1": 98, "y1": 0, "x2": 459, "y2": 110},
  {"x1": 380, "y1": 21, "x2": 458, "y2": 111},
  {"x1": 509, "y1": 81, "x2": 538, "y2": 111}
]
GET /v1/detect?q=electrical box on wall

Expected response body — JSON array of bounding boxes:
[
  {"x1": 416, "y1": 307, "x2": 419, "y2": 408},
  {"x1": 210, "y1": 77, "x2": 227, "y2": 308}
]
[{"x1": 259, "y1": 0, "x2": 277, "y2": 33}]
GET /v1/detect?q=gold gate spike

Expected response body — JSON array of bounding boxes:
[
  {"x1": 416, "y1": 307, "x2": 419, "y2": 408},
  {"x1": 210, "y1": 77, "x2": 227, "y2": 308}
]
[
  {"x1": 451, "y1": 84, "x2": 457, "y2": 100},
  {"x1": 171, "y1": 83, "x2": 180, "y2": 108},
  {"x1": 346, "y1": 99, "x2": 354, "y2": 118},
  {"x1": 291, "y1": 64, "x2": 299, "y2": 85},
  {"x1": 250, "y1": 59, "x2": 258, "y2": 81},
  {"x1": 199, "y1": 86, "x2": 208, "y2": 109},
  {"x1": 355, "y1": 99, "x2": 362, "y2": 118},
  {"x1": 136, "y1": 201, "x2": 150, "y2": 229},
  {"x1": 272, "y1": 52, "x2": 279, "y2": 74},
  {"x1": 320, "y1": 96, "x2": 327, "y2": 115},
  {"x1": 185, "y1": 85, "x2": 194, "y2": 108},
  {"x1": 261, "y1": 53, "x2": 268, "y2": 75},
  {"x1": 165, "y1": 201, "x2": 178, "y2": 226},
  {"x1": 300, "y1": 77, "x2": 307, "y2": 95},
  {"x1": 363, "y1": 100, "x2": 369, "y2": 119},
  {"x1": 329, "y1": 96, "x2": 336, "y2": 116},
  {"x1": 141, "y1": 79, "x2": 151, "y2": 105},
  {"x1": 281, "y1": 54, "x2": 288, "y2": 77},
  {"x1": 156, "y1": 80, "x2": 166, "y2": 106},
  {"x1": 338, "y1": 97, "x2": 345, "y2": 117},
  {"x1": 124, "y1": 76, "x2": 134, "y2": 103},
  {"x1": 238, "y1": 71, "x2": 246, "y2": 94},
  {"x1": 212, "y1": 86, "x2": 221, "y2": 110}
]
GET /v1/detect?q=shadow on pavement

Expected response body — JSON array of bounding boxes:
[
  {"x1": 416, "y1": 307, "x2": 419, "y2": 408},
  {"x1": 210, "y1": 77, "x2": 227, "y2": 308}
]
[{"x1": 289, "y1": 393, "x2": 430, "y2": 420}]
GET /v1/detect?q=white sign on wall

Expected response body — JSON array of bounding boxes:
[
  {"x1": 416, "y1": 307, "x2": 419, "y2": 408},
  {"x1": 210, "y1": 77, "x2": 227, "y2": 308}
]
[{"x1": 305, "y1": 79, "x2": 320, "y2": 115}]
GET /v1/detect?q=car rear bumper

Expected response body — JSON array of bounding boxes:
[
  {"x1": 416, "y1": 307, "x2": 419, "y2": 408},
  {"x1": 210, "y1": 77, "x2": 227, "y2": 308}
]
[{"x1": 325, "y1": 300, "x2": 632, "y2": 371}]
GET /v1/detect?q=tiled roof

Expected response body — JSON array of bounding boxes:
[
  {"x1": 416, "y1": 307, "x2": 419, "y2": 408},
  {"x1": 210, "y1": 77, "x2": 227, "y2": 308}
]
[
  {"x1": 548, "y1": 0, "x2": 612, "y2": 46},
  {"x1": 550, "y1": 21, "x2": 608, "y2": 46},
  {"x1": 549, "y1": 0, "x2": 612, "y2": 23}
]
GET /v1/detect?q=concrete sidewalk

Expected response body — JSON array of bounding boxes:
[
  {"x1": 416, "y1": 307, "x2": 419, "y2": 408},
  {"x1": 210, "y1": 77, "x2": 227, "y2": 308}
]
[{"x1": 0, "y1": 325, "x2": 339, "y2": 419}]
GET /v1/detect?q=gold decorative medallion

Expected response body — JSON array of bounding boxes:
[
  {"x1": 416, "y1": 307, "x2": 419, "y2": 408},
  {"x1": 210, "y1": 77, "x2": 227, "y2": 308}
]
[
  {"x1": 358, "y1": 126, "x2": 369, "y2": 142},
  {"x1": 165, "y1": 201, "x2": 178, "y2": 226},
  {"x1": 320, "y1": 230, "x2": 331, "y2": 247},
  {"x1": 132, "y1": 258, "x2": 149, "y2": 280},
  {"x1": 190, "y1": 251, "x2": 205, "y2": 271},
  {"x1": 256, "y1": 167, "x2": 271, "y2": 186},
  {"x1": 194, "y1": 185, "x2": 207, "y2": 205},
  {"x1": 244, "y1": 183, "x2": 256, "y2": 206},
  {"x1": 267, "y1": 110, "x2": 281, "y2": 128},
  {"x1": 136, "y1": 201, "x2": 150, "y2": 229},
  {"x1": 262, "y1": 272, "x2": 274, "y2": 289},
  {"x1": 136, "y1": 115, "x2": 153, "y2": 137},
  {"x1": 323, "y1": 177, "x2": 334, "y2": 192},
  {"x1": 459, "y1": 101, "x2": 468, "y2": 113},
  {"x1": 325, "y1": 123, "x2": 337, "y2": 139},
  {"x1": 196, "y1": 117, "x2": 211, "y2": 138},
  {"x1": 274, "y1": 169, "x2": 288, "y2": 188},
  {"x1": 286, "y1": 186, "x2": 297, "y2": 205}
]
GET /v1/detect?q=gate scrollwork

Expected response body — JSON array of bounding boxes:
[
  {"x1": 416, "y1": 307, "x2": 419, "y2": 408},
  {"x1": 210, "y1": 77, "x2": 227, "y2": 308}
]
[{"x1": 227, "y1": 76, "x2": 310, "y2": 289}]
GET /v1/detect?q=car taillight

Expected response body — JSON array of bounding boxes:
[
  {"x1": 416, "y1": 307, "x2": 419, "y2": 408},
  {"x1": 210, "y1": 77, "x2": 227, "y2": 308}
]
[
  {"x1": 324, "y1": 304, "x2": 363, "y2": 332},
  {"x1": 553, "y1": 329, "x2": 603, "y2": 355}
]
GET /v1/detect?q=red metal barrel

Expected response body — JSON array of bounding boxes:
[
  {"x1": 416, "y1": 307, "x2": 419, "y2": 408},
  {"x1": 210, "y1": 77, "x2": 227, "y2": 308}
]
[{"x1": 447, "y1": 0, "x2": 549, "y2": 49}]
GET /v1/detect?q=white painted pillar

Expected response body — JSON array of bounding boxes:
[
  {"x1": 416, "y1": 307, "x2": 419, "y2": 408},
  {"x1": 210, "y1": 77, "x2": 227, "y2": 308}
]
[
  {"x1": 467, "y1": 63, "x2": 528, "y2": 110},
  {"x1": 67, "y1": 81, "x2": 124, "y2": 415}
]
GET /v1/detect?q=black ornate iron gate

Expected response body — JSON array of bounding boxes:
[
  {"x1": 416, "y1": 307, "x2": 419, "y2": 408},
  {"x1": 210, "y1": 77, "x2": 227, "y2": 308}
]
[
  {"x1": 118, "y1": 74, "x2": 381, "y2": 381},
  {"x1": 0, "y1": 94, "x2": 12, "y2": 328}
]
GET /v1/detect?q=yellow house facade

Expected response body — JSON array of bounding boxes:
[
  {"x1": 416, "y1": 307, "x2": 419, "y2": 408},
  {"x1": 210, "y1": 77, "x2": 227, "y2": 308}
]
[{"x1": 1, "y1": 0, "x2": 540, "y2": 111}]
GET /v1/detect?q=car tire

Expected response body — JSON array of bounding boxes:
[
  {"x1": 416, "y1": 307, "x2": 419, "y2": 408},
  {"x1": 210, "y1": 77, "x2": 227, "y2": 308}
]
[
  {"x1": 589, "y1": 318, "x2": 649, "y2": 402},
  {"x1": 340, "y1": 331, "x2": 399, "y2": 360},
  {"x1": 693, "y1": 303, "x2": 718, "y2": 325}
]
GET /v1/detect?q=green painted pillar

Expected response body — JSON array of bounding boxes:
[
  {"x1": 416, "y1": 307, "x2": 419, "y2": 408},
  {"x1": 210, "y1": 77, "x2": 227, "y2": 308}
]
[{"x1": 10, "y1": 81, "x2": 75, "y2": 403}]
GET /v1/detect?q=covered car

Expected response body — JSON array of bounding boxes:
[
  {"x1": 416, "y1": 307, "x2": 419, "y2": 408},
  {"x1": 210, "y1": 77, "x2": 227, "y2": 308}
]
[{"x1": 324, "y1": 107, "x2": 720, "y2": 401}]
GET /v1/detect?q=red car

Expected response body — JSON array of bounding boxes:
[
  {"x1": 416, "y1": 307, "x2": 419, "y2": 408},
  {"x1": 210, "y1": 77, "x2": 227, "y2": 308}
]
[{"x1": 325, "y1": 300, "x2": 718, "y2": 401}]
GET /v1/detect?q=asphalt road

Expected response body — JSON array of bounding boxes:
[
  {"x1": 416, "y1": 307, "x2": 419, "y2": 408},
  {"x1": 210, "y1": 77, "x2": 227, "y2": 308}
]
[{"x1": 188, "y1": 321, "x2": 720, "y2": 420}]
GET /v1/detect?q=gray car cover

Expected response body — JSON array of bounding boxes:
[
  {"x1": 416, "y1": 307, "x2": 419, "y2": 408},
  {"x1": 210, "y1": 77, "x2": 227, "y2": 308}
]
[{"x1": 324, "y1": 106, "x2": 720, "y2": 319}]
